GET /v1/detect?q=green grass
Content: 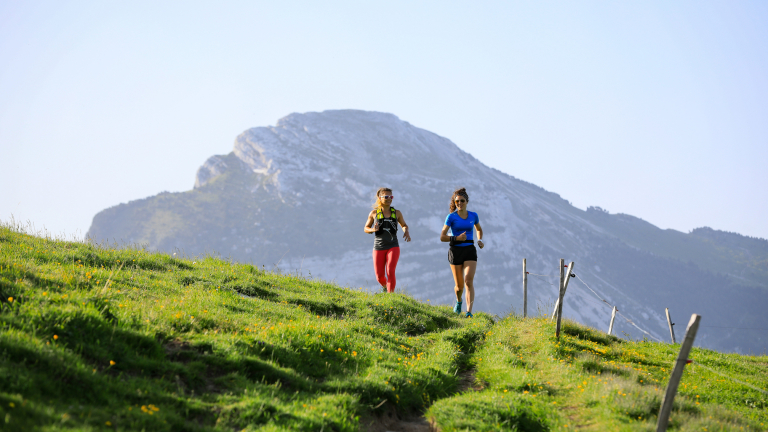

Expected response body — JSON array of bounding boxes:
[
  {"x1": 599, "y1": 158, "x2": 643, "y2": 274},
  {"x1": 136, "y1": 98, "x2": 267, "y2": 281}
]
[
  {"x1": 435, "y1": 317, "x2": 768, "y2": 431},
  {"x1": 1, "y1": 222, "x2": 767, "y2": 431}
]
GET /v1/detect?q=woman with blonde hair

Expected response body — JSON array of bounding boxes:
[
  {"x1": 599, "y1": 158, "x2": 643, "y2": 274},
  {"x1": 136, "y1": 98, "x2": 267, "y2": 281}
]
[
  {"x1": 440, "y1": 187, "x2": 484, "y2": 317},
  {"x1": 363, "y1": 187, "x2": 411, "y2": 293}
]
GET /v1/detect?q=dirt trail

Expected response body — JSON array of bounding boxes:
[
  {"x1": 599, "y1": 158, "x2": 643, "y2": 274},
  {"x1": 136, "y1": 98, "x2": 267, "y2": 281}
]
[
  {"x1": 361, "y1": 369, "x2": 481, "y2": 432},
  {"x1": 359, "y1": 405, "x2": 434, "y2": 432},
  {"x1": 457, "y1": 368, "x2": 484, "y2": 392}
]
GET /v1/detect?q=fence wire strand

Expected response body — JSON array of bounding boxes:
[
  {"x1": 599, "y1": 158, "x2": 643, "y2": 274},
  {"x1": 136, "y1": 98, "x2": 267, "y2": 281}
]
[
  {"x1": 573, "y1": 274, "x2": 615, "y2": 310},
  {"x1": 615, "y1": 311, "x2": 663, "y2": 342},
  {"x1": 571, "y1": 274, "x2": 663, "y2": 342},
  {"x1": 528, "y1": 264, "x2": 768, "y2": 396},
  {"x1": 569, "y1": 284, "x2": 619, "y2": 310},
  {"x1": 528, "y1": 273, "x2": 556, "y2": 288},
  {"x1": 529, "y1": 268, "x2": 665, "y2": 343}
]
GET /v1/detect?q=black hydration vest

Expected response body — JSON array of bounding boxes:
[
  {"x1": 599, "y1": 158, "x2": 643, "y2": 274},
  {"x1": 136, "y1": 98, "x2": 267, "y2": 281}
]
[{"x1": 374, "y1": 207, "x2": 399, "y2": 250}]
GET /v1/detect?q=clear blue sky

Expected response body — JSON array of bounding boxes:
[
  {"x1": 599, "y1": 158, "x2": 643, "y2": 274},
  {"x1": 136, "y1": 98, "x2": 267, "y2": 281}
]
[{"x1": 2, "y1": 1, "x2": 767, "y2": 240}]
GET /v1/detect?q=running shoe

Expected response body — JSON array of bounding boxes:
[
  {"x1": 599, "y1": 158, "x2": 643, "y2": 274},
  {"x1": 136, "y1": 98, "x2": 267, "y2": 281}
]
[
  {"x1": 453, "y1": 301, "x2": 462, "y2": 314},
  {"x1": 465, "y1": 312, "x2": 473, "y2": 318}
]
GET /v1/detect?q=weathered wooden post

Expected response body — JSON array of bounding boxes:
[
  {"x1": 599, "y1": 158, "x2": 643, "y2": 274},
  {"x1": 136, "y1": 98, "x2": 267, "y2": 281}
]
[
  {"x1": 551, "y1": 261, "x2": 575, "y2": 321},
  {"x1": 665, "y1": 308, "x2": 676, "y2": 343},
  {"x1": 608, "y1": 306, "x2": 618, "y2": 335},
  {"x1": 523, "y1": 259, "x2": 528, "y2": 318},
  {"x1": 555, "y1": 261, "x2": 574, "y2": 339},
  {"x1": 656, "y1": 314, "x2": 701, "y2": 432},
  {"x1": 551, "y1": 260, "x2": 564, "y2": 321}
]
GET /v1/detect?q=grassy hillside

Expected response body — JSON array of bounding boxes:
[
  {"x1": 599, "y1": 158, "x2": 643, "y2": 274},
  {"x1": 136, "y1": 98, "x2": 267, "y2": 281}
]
[
  {"x1": 86, "y1": 163, "x2": 359, "y2": 267},
  {"x1": 1, "y1": 223, "x2": 767, "y2": 431}
]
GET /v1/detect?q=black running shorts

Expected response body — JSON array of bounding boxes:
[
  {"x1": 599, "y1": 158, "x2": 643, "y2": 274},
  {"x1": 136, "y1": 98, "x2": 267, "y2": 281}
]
[{"x1": 448, "y1": 245, "x2": 478, "y2": 265}]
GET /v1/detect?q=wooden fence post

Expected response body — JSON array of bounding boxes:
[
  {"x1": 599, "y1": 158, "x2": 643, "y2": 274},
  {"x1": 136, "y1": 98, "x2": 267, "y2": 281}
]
[
  {"x1": 666, "y1": 308, "x2": 676, "y2": 344},
  {"x1": 551, "y1": 261, "x2": 575, "y2": 321},
  {"x1": 555, "y1": 261, "x2": 574, "y2": 339},
  {"x1": 551, "y1": 260, "x2": 564, "y2": 321},
  {"x1": 608, "y1": 306, "x2": 617, "y2": 335},
  {"x1": 656, "y1": 314, "x2": 701, "y2": 432},
  {"x1": 550, "y1": 298, "x2": 558, "y2": 321},
  {"x1": 523, "y1": 259, "x2": 528, "y2": 318}
]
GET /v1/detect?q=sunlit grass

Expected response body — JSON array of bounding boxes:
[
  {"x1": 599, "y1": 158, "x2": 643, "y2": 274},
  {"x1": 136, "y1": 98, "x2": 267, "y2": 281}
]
[
  {"x1": 1, "y1": 220, "x2": 766, "y2": 431},
  {"x1": 429, "y1": 315, "x2": 768, "y2": 431},
  {"x1": 0, "y1": 221, "x2": 492, "y2": 430}
]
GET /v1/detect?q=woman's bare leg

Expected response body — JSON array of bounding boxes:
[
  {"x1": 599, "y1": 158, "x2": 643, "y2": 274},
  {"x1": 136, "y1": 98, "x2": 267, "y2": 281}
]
[
  {"x1": 463, "y1": 261, "x2": 477, "y2": 313},
  {"x1": 450, "y1": 265, "x2": 465, "y2": 302}
]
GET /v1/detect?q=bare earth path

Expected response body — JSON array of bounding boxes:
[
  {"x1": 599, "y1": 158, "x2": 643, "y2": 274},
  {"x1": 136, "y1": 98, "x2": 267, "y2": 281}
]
[{"x1": 360, "y1": 369, "x2": 482, "y2": 432}]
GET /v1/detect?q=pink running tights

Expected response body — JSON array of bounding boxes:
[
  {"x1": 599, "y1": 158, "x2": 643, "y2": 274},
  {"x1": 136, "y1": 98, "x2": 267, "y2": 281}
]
[{"x1": 372, "y1": 247, "x2": 400, "y2": 293}]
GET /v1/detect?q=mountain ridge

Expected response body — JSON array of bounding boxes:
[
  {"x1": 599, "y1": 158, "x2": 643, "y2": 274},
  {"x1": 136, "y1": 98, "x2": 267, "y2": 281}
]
[{"x1": 87, "y1": 109, "x2": 768, "y2": 354}]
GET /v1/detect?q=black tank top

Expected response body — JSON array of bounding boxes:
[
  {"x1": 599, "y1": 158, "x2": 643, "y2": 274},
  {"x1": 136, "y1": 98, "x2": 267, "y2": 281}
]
[{"x1": 373, "y1": 207, "x2": 399, "y2": 250}]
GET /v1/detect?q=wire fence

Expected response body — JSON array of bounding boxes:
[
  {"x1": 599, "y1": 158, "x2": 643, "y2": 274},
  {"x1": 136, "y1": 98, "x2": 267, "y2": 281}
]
[
  {"x1": 572, "y1": 274, "x2": 614, "y2": 311},
  {"x1": 571, "y1": 274, "x2": 663, "y2": 342},
  {"x1": 527, "y1": 269, "x2": 663, "y2": 342},
  {"x1": 526, "y1": 262, "x2": 768, "y2": 400},
  {"x1": 525, "y1": 272, "x2": 558, "y2": 316},
  {"x1": 526, "y1": 272, "x2": 555, "y2": 278},
  {"x1": 527, "y1": 271, "x2": 611, "y2": 311},
  {"x1": 527, "y1": 272, "x2": 556, "y2": 287},
  {"x1": 575, "y1": 274, "x2": 768, "y2": 396}
]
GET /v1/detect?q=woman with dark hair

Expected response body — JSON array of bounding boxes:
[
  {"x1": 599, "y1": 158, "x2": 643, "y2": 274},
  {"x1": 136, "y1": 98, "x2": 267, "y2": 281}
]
[
  {"x1": 440, "y1": 187, "x2": 484, "y2": 317},
  {"x1": 364, "y1": 187, "x2": 411, "y2": 293}
]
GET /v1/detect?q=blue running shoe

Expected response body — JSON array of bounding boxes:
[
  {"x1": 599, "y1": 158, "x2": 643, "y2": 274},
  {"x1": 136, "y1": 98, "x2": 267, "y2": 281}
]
[
  {"x1": 453, "y1": 301, "x2": 462, "y2": 314},
  {"x1": 465, "y1": 312, "x2": 473, "y2": 318}
]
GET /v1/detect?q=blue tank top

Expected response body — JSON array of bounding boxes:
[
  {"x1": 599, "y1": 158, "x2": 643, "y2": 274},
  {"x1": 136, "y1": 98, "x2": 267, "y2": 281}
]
[{"x1": 445, "y1": 211, "x2": 479, "y2": 247}]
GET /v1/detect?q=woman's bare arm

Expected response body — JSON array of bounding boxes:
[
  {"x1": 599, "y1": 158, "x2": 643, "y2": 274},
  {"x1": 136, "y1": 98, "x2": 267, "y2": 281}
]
[
  {"x1": 441, "y1": 224, "x2": 469, "y2": 243},
  {"x1": 396, "y1": 210, "x2": 411, "y2": 242},
  {"x1": 440, "y1": 225, "x2": 467, "y2": 242},
  {"x1": 364, "y1": 211, "x2": 378, "y2": 234},
  {"x1": 475, "y1": 222, "x2": 484, "y2": 248}
]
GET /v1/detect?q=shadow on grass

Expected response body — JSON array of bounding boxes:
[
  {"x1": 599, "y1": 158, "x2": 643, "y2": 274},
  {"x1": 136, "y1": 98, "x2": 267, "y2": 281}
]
[
  {"x1": 562, "y1": 322, "x2": 620, "y2": 346},
  {"x1": 228, "y1": 280, "x2": 278, "y2": 301},
  {"x1": 579, "y1": 357, "x2": 632, "y2": 377}
]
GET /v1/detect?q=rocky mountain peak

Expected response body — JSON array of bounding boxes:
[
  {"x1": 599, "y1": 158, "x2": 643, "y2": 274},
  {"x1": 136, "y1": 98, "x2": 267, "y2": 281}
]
[
  {"x1": 89, "y1": 109, "x2": 768, "y2": 354},
  {"x1": 197, "y1": 110, "x2": 484, "y2": 193}
]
